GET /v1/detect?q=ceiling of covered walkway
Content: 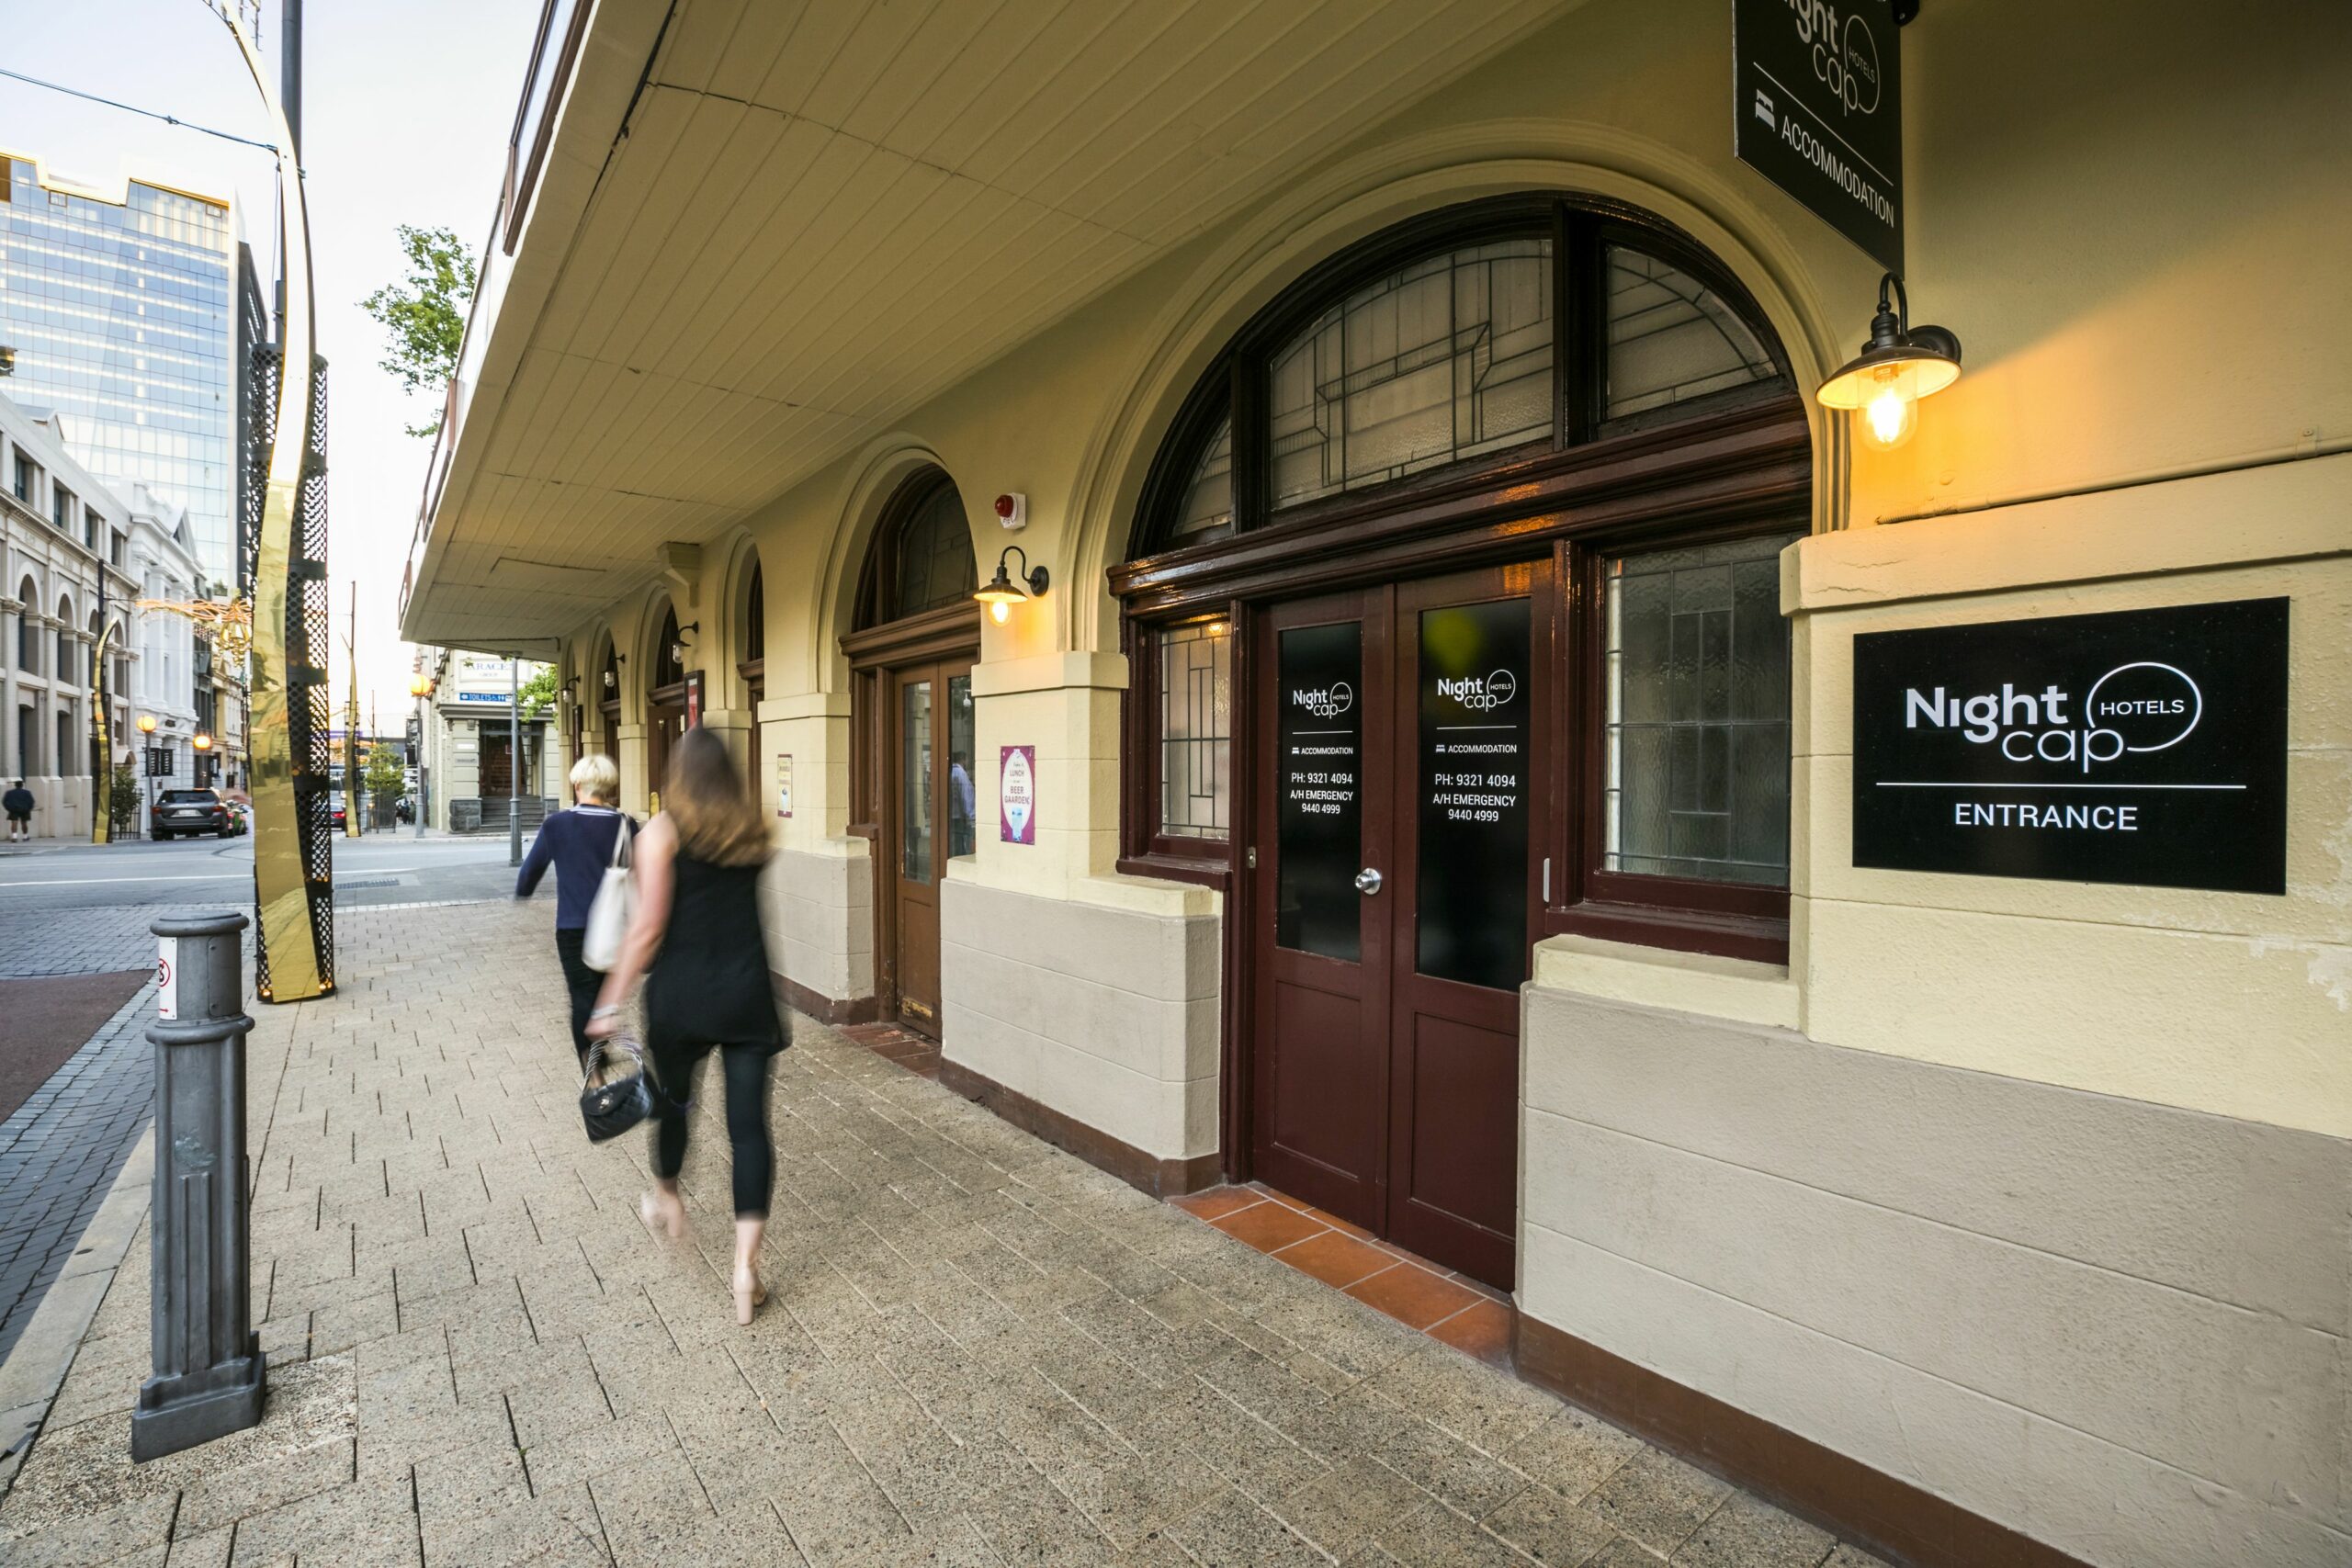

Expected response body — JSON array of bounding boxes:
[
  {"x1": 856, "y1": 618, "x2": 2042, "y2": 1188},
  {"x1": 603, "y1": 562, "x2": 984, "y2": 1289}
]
[{"x1": 402, "y1": 0, "x2": 1583, "y2": 649}]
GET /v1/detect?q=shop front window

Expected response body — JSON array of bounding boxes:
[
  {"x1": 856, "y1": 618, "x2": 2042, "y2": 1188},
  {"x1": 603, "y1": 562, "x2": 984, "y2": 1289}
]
[
  {"x1": 1602, "y1": 532, "x2": 1799, "y2": 885},
  {"x1": 1157, "y1": 618, "x2": 1232, "y2": 841}
]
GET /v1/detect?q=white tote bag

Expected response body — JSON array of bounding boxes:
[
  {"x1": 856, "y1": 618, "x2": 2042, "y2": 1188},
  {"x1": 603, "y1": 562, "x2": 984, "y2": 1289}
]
[{"x1": 581, "y1": 815, "x2": 634, "y2": 972}]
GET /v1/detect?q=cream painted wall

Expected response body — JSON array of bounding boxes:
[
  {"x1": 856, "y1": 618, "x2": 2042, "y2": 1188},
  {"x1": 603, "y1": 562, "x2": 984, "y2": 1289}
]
[
  {"x1": 1788, "y1": 462, "x2": 2352, "y2": 1135},
  {"x1": 535, "y1": 0, "x2": 2348, "y2": 1117}
]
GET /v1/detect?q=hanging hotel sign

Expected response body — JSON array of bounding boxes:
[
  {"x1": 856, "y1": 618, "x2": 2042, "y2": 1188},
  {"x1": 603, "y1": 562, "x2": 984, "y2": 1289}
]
[
  {"x1": 1734, "y1": 0, "x2": 1905, "y2": 275},
  {"x1": 1852, "y1": 599, "x2": 2289, "y2": 895},
  {"x1": 1001, "y1": 745, "x2": 1036, "y2": 844}
]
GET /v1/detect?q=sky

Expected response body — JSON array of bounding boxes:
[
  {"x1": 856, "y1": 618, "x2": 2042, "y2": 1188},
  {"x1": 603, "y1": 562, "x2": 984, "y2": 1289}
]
[{"x1": 2, "y1": 0, "x2": 542, "y2": 737}]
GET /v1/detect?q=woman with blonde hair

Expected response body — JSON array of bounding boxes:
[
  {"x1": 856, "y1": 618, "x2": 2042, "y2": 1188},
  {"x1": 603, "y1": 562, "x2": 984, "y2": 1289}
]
[
  {"x1": 587, "y1": 726, "x2": 785, "y2": 1324},
  {"x1": 515, "y1": 753, "x2": 634, "y2": 1060}
]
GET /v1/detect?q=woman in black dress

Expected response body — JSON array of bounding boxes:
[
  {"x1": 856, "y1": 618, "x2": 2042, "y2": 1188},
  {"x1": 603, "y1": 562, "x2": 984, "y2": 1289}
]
[{"x1": 587, "y1": 727, "x2": 785, "y2": 1325}]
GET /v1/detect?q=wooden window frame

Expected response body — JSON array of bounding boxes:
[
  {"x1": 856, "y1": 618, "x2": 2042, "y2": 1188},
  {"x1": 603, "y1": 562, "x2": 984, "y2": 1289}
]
[
  {"x1": 1546, "y1": 523, "x2": 1799, "y2": 966},
  {"x1": 1118, "y1": 607, "x2": 1244, "y2": 886},
  {"x1": 1113, "y1": 194, "x2": 1806, "y2": 961}
]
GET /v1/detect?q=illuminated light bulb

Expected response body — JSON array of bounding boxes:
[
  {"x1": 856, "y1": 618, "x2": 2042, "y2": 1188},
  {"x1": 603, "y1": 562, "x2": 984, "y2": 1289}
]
[
  {"x1": 989, "y1": 597, "x2": 1010, "y2": 625},
  {"x1": 1815, "y1": 272, "x2": 1962, "y2": 454},
  {"x1": 1861, "y1": 375, "x2": 1917, "y2": 451}
]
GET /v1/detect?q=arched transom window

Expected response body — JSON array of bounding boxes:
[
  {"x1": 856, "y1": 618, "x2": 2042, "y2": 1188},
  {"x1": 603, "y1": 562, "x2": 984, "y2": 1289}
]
[
  {"x1": 856, "y1": 469, "x2": 978, "y2": 628},
  {"x1": 1145, "y1": 197, "x2": 1786, "y2": 557}
]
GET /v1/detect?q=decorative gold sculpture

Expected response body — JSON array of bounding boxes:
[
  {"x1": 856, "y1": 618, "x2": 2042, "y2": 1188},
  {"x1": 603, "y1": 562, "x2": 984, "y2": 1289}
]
[{"x1": 211, "y1": 2, "x2": 327, "y2": 1001}]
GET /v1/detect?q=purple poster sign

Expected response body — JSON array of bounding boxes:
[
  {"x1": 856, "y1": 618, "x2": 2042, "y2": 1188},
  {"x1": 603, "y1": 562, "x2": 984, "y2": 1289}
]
[{"x1": 1000, "y1": 745, "x2": 1036, "y2": 844}]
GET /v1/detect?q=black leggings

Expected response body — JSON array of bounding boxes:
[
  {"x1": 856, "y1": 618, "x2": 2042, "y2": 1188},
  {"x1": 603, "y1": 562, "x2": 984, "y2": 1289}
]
[
  {"x1": 553, "y1": 929, "x2": 599, "y2": 1060},
  {"x1": 647, "y1": 1039, "x2": 774, "y2": 1218}
]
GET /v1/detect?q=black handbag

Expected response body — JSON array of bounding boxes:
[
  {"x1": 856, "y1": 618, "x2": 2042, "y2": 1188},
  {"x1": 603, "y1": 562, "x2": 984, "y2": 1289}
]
[{"x1": 579, "y1": 1032, "x2": 666, "y2": 1143}]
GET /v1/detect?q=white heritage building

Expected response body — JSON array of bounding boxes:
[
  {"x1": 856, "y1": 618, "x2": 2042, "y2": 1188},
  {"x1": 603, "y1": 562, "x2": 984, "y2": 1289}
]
[{"x1": 1, "y1": 389, "x2": 206, "y2": 838}]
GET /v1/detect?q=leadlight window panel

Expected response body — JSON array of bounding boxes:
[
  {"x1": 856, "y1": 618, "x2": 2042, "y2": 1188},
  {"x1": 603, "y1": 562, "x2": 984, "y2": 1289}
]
[
  {"x1": 893, "y1": 480, "x2": 978, "y2": 619},
  {"x1": 1158, "y1": 619, "x2": 1231, "y2": 840},
  {"x1": 1268, "y1": 238, "x2": 1553, "y2": 510},
  {"x1": 1604, "y1": 250, "x2": 1778, "y2": 420},
  {"x1": 1170, "y1": 417, "x2": 1234, "y2": 546},
  {"x1": 1602, "y1": 531, "x2": 1803, "y2": 885}
]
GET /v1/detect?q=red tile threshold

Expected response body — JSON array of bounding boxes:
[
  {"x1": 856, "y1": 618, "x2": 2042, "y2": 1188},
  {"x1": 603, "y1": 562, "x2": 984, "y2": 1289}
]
[{"x1": 1171, "y1": 1182, "x2": 1515, "y2": 1369}]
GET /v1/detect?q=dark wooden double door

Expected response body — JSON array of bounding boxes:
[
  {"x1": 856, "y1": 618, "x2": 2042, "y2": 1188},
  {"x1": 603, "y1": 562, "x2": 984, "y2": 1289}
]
[{"x1": 1250, "y1": 564, "x2": 1553, "y2": 1289}]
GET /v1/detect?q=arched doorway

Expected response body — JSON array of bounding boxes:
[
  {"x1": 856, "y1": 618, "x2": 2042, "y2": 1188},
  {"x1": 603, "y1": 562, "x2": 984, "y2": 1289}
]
[
  {"x1": 842, "y1": 469, "x2": 979, "y2": 1037},
  {"x1": 1110, "y1": 196, "x2": 1808, "y2": 1286},
  {"x1": 594, "y1": 637, "x2": 623, "y2": 796},
  {"x1": 645, "y1": 603, "x2": 686, "y2": 807},
  {"x1": 736, "y1": 557, "x2": 763, "y2": 796}
]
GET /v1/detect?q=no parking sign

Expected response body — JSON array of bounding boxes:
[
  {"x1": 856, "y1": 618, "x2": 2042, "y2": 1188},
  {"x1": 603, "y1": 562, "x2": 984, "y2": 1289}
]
[{"x1": 156, "y1": 936, "x2": 179, "y2": 1020}]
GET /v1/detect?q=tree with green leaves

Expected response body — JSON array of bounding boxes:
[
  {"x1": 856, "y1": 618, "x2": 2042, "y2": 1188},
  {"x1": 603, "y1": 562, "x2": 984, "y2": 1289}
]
[
  {"x1": 361, "y1": 226, "x2": 477, "y2": 437},
  {"x1": 108, "y1": 761, "x2": 141, "y2": 836},
  {"x1": 364, "y1": 742, "x2": 406, "y2": 797},
  {"x1": 364, "y1": 742, "x2": 407, "y2": 829},
  {"x1": 518, "y1": 665, "x2": 559, "y2": 720}
]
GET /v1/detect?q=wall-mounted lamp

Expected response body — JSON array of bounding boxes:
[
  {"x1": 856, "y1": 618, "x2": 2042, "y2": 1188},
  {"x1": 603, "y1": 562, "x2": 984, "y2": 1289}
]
[
  {"x1": 408, "y1": 673, "x2": 435, "y2": 698},
  {"x1": 558, "y1": 681, "x2": 576, "y2": 705},
  {"x1": 975, "y1": 546, "x2": 1049, "y2": 625},
  {"x1": 602, "y1": 669, "x2": 616, "y2": 692},
  {"x1": 669, "y1": 622, "x2": 699, "y2": 668},
  {"x1": 1815, "y1": 272, "x2": 1962, "y2": 451}
]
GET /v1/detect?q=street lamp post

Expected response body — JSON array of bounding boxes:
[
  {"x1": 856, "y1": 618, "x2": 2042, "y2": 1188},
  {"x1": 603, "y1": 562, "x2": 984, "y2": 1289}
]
[
  {"x1": 136, "y1": 712, "x2": 158, "y2": 838},
  {"x1": 193, "y1": 731, "x2": 214, "y2": 792},
  {"x1": 408, "y1": 673, "x2": 433, "y2": 840}
]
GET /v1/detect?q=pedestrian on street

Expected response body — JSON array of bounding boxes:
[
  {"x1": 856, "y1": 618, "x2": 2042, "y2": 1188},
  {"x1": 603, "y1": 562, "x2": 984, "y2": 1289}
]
[
  {"x1": 3, "y1": 781, "x2": 32, "y2": 842},
  {"x1": 514, "y1": 754, "x2": 634, "y2": 1060},
  {"x1": 587, "y1": 727, "x2": 786, "y2": 1326}
]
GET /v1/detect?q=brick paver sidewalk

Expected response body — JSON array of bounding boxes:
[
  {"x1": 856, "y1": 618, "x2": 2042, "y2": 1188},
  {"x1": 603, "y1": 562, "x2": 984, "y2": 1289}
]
[{"x1": 0, "y1": 899, "x2": 1873, "y2": 1567}]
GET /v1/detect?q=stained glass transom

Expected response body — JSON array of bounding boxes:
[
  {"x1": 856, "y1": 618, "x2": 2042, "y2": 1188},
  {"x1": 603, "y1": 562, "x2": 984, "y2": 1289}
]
[
  {"x1": 1158, "y1": 619, "x2": 1231, "y2": 840},
  {"x1": 1604, "y1": 250, "x2": 1777, "y2": 420},
  {"x1": 892, "y1": 479, "x2": 978, "y2": 619},
  {"x1": 1268, "y1": 239, "x2": 1553, "y2": 510},
  {"x1": 1602, "y1": 531, "x2": 1802, "y2": 885},
  {"x1": 1170, "y1": 417, "x2": 1233, "y2": 546}
]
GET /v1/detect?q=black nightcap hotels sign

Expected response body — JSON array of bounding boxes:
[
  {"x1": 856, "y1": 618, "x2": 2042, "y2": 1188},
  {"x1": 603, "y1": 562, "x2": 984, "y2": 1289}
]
[
  {"x1": 1852, "y1": 599, "x2": 2290, "y2": 895},
  {"x1": 1734, "y1": 0, "x2": 1905, "y2": 275}
]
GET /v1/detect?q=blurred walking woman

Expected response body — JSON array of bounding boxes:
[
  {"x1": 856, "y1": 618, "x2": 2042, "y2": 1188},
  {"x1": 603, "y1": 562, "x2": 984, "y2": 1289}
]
[
  {"x1": 515, "y1": 754, "x2": 634, "y2": 1060},
  {"x1": 587, "y1": 727, "x2": 785, "y2": 1325}
]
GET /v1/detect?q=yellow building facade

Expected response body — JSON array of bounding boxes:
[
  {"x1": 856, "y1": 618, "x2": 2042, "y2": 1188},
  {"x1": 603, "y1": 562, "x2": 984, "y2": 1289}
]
[{"x1": 401, "y1": 4, "x2": 2352, "y2": 1562}]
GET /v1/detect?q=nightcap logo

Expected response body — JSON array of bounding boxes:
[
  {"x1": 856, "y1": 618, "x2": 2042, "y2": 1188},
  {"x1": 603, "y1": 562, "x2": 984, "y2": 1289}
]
[
  {"x1": 1786, "y1": 0, "x2": 1882, "y2": 116},
  {"x1": 1437, "y1": 670, "x2": 1519, "y2": 712},
  {"x1": 1292, "y1": 682, "x2": 1352, "y2": 720},
  {"x1": 2082, "y1": 662, "x2": 2201, "y2": 753},
  {"x1": 1903, "y1": 660, "x2": 2204, "y2": 772}
]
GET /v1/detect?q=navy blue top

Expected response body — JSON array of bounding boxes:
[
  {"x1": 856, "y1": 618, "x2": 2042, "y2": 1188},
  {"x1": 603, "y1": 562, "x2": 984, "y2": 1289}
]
[{"x1": 515, "y1": 806, "x2": 635, "y2": 930}]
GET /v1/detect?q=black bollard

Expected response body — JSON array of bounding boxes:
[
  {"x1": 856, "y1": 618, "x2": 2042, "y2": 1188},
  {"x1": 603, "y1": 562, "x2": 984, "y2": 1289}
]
[{"x1": 130, "y1": 911, "x2": 265, "y2": 1461}]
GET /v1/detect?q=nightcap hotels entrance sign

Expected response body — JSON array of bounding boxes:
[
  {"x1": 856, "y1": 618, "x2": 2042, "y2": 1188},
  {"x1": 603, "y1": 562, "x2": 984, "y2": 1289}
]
[
  {"x1": 1852, "y1": 599, "x2": 2290, "y2": 894},
  {"x1": 1734, "y1": 0, "x2": 1905, "y2": 275}
]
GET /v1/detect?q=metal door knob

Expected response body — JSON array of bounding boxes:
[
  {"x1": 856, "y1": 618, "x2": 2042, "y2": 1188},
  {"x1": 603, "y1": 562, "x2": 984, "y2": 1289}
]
[{"x1": 1354, "y1": 867, "x2": 1383, "y2": 895}]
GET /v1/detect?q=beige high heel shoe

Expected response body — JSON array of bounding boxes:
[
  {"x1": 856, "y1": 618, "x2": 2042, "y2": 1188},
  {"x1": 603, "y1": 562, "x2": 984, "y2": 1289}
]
[{"x1": 733, "y1": 1264, "x2": 766, "y2": 1325}]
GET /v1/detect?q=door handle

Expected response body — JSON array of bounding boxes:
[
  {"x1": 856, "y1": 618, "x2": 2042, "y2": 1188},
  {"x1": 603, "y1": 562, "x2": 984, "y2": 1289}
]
[{"x1": 1354, "y1": 867, "x2": 1383, "y2": 895}]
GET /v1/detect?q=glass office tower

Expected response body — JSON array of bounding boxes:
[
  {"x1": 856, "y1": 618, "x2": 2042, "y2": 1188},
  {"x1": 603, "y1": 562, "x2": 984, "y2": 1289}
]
[{"x1": 0, "y1": 155, "x2": 239, "y2": 592}]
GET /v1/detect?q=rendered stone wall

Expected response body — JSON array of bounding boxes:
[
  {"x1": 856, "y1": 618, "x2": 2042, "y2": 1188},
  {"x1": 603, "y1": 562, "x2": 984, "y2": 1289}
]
[{"x1": 1517, "y1": 985, "x2": 2351, "y2": 1568}]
